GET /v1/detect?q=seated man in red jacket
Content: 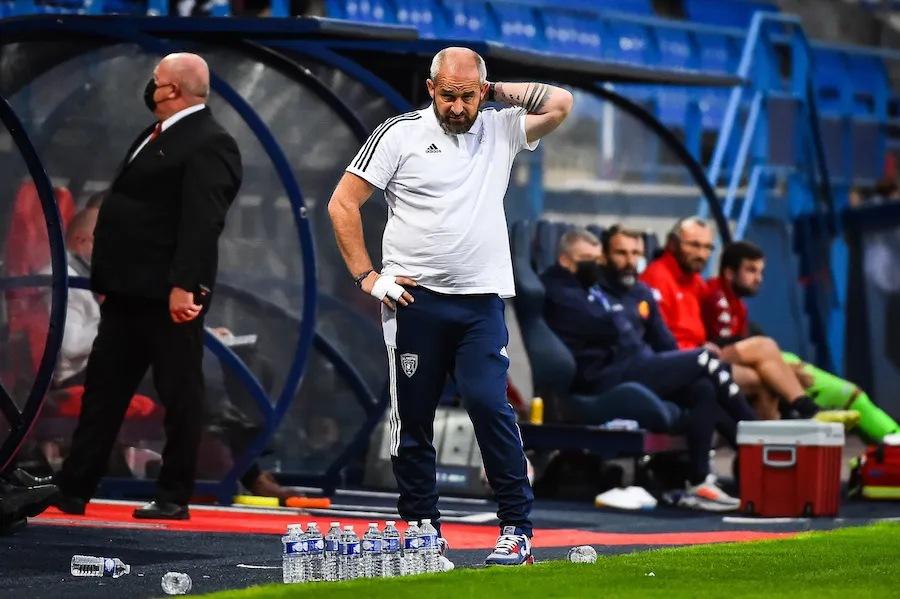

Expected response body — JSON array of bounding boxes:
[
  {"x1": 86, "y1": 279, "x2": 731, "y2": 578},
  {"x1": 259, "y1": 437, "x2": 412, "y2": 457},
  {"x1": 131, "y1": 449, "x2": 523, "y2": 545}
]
[
  {"x1": 705, "y1": 242, "x2": 878, "y2": 433},
  {"x1": 640, "y1": 217, "x2": 822, "y2": 420}
]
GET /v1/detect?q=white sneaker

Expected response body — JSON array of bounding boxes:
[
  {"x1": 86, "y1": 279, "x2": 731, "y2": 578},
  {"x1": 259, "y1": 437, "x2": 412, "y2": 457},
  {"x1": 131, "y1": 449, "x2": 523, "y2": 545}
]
[
  {"x1": 484, "y1": 527, "x2": 534, "y2": 566},
  {"x1": 594, "y1": 488, "x2": 644, "y2": 510},
  {"x1": 679, "y1": 475, "x2": 741, "y2": 512},
  {"x1": 624, "y1": 486, "x2": 658, "y2": 509}
]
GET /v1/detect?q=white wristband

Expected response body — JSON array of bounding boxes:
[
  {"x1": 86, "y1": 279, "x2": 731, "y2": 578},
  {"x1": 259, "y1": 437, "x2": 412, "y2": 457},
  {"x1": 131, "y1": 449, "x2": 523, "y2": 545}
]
[{"x1": 370, "y1": 275, "x2": 405, "y2": 301}]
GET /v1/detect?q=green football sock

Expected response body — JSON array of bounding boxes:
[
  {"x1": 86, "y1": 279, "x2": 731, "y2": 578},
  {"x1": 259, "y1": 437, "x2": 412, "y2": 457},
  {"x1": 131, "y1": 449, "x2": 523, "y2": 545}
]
[{"x1": 781, "y1": 352, "x2": 900, "y2": 442}]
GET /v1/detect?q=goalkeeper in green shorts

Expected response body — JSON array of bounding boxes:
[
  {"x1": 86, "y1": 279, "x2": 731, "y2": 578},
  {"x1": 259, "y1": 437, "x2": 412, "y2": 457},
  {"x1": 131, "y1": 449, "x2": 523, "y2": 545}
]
[
  {"x1": 780, "y1": 351, "x2": 899, "y2": 442},
  {"x1": 702, "y1": 241, "x2": 898, "y2": 440}
]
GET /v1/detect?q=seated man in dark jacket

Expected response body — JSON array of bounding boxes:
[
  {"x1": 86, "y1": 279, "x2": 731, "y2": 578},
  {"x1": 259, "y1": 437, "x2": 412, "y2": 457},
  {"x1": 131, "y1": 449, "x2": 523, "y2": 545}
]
[{"x1": 541, "y1": 226, "x2": 756, "y2": 511}]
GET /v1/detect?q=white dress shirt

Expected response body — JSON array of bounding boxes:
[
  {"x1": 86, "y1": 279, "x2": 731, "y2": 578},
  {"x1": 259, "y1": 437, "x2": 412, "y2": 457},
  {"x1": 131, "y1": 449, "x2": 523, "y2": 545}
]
[{"x1": 130, "y1": 103, "x2": 207, "y2": 162}]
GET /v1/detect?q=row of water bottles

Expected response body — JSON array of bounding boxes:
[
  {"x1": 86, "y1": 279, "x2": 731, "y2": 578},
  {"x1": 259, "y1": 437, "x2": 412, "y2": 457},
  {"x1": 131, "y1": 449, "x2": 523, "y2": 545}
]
[{"x1": 282, "y1": 519, "x2": 444, "y2": 583}]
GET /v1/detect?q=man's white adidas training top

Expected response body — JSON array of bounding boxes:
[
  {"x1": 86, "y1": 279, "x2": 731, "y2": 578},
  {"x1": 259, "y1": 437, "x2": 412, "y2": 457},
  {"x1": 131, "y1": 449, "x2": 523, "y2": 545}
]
[{"x1": 345, "y1": 105, "x2": 539, "y2": 299}]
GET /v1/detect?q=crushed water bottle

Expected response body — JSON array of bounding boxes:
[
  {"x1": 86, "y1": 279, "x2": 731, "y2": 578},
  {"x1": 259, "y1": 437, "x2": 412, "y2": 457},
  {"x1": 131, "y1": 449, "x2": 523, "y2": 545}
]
[
  {"x1": 282, "y1": 523, "x2": 304, "y2": 583},
  {"x1": 404, "y1": 521, "x2": 423, "y2": 576},
  {"x1": 340, "y1": 525, "x2": 361, "y2": 581},
  {"x1": 567, "y1": 545, "x2": 597, "y2": 563},
  {"x1": 324, "y1": 522, "x2": 342, "y2": 582},
  {"x1": 382, "y1": 521, "x2": 404, "y2": 578},
  {"x1": 70, "y1": 555, "x2": 131, "y2": 578},
  {"x1": 361, "y1": 522, "x2": 384, "y2": 578},
  {"x1": 161, "y1": 572, "x2": 192, "y2": 595},
  {"x1": 420, "y1": 519, "x2": 440, "y2": 573},
  {"x1": 305, "y1": 523, "x2": 325, "y2": 582}
]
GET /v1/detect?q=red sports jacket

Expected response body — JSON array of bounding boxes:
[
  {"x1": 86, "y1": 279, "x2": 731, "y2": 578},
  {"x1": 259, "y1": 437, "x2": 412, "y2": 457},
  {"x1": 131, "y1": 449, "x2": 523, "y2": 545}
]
[{"x1": 700, "y1": 277, "x2": 748, "y2": 342}]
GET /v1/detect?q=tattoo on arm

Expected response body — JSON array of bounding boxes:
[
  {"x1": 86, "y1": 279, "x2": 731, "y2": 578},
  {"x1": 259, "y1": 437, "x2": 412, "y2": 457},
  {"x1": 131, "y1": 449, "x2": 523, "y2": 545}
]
[{"x1": 494, "y1": 82, "x2": 553, "y2": 113}]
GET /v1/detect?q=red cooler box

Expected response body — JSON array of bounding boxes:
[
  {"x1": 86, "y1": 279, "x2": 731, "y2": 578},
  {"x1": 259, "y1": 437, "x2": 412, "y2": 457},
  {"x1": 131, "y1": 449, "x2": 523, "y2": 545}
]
[{"x1": 738, "y1": 420, "x2": 844, "y2": 517}]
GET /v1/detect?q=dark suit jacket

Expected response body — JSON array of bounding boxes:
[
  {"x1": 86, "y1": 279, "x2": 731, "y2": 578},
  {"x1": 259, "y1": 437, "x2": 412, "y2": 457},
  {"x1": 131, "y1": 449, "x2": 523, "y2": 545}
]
[{"x1": 91, "y1": 107, "x2": 242, "y2": 305}]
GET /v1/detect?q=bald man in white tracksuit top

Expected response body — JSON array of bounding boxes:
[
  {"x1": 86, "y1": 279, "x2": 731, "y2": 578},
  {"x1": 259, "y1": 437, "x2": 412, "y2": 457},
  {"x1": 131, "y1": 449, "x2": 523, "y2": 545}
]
[{"x1": 328, "y1": 47, "x2": 573, "y2": 566}]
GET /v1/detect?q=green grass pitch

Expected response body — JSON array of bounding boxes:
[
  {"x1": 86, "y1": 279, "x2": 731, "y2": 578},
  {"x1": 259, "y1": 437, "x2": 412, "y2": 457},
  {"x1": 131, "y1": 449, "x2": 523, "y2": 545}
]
[{"x1": 192, "y1": 523, "x2": 900, "y2": 599}]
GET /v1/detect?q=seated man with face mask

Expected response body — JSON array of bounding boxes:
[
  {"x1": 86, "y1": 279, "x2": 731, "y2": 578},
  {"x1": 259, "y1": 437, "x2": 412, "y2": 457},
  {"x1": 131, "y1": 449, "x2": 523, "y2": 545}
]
[{"x1": 540, "y1": 226, "x2": 755, "y2": 512}]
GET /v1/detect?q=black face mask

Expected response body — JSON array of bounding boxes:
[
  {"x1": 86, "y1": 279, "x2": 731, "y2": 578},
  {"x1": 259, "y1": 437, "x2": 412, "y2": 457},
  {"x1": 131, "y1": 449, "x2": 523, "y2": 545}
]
[
  {"x1": 574, "y1": 260, "x2": 602, "y2": 289},
  {"x1": 143, "y1": 78, "x2": 158, "y2": 112}
]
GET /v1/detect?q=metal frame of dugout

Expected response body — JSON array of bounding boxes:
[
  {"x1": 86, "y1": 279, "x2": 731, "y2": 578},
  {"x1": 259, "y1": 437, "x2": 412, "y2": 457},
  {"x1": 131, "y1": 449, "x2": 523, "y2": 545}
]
[{"x1": 0, "y1": 15, "x2": 733, "y2": 505}]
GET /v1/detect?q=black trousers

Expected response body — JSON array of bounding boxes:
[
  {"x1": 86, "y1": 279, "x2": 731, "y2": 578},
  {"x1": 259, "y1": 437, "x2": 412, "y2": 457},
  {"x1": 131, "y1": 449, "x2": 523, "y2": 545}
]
[
  {"x1": 58, "y1": 295, "x2": 205, "y2": 505},
  {"x1": 600, "y1": 349, "x2": 760, "y2": 483}
]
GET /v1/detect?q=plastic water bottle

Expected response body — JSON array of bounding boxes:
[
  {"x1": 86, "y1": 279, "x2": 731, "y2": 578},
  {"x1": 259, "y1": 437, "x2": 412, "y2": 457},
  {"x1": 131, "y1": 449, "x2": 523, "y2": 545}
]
[
  {"x1": 297, "y1": 524, "x2": 310, "y2": 583},
  {"x1": 361, "y1": 522, "x2": 384, "y2": 578},
  {"x1": 404, "y1": 521, "x2": 422, "y2": 575},
  {"x1": 282, "y1": 524, "x2": 303, "y2": 583},
  {"x1": 420, "y1": 519, "x2": 440, "y2": 573},
  {"x1": 70, "y1": 555, "x2": 131, "y2": 578},
  {"x1": 161, "y1": 572, "x2": 192, "y2": 595},
  {"x1": 382, "y1": 521, "x2": 403, "y2": 578},
  {"x1": 324, "y1": 522, "x2": 342, "y2": 582},
  {"x1": 567, "y1": 545, "x2": 598, "y2": 563},
  {"x1": 305, "y1": 523, "x2": 325, "y2": 582},
  {"x1": 340, "y1": 525, "x2": 361, "y2": 580}
]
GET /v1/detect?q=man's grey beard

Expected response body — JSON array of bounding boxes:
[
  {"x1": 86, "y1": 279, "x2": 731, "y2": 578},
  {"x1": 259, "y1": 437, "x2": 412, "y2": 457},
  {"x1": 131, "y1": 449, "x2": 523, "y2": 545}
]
[{"x1": 433, "y1": 103, "x2": 475, "y2": 135}]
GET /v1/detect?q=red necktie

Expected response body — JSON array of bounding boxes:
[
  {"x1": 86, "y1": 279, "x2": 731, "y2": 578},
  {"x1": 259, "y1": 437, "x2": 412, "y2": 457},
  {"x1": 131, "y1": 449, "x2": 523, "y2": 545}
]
[{"x1": 148, "y1": 122, "x2": 163, "y2": 141}]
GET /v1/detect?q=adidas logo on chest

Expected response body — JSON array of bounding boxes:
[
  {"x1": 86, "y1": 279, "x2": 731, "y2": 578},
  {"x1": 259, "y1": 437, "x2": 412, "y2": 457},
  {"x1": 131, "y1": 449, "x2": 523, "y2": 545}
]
[{"x1": 425, "y1": 143, "x2": 441, "y2": 154}]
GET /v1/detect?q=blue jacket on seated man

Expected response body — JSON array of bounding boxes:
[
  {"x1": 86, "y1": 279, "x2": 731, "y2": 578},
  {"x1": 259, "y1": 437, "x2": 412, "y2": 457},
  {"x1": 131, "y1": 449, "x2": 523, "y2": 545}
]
[
  {"x1": 538, "y1": 226, "x2": 749, "y2": 511},
  {"x1": 540, "y1": 234, "x2": 677, "y2": 396}
]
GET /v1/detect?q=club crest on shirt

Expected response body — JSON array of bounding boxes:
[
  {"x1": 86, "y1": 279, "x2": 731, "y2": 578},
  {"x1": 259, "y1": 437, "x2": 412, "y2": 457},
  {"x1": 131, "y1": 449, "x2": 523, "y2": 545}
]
[
  {"x1": 638, "y1": 300, "x2": 650, "y2": 319},
  {"x1": 400, "y1": 353, "x2": 419, "y2": 378}
]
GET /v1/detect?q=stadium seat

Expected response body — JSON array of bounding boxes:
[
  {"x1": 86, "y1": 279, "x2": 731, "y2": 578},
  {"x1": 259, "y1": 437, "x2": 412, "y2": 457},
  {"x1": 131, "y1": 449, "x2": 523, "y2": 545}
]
[
  {"x1": 606, "y1": 21, "x2": 652, "y2": 66},
  {"x1": 698, "y1": 87, "x2": 730, "y2": 130},
  {"x1": 538, "y1": 9, "x2": 602, "y2": 60},
  {"x1": 395, "y1": 0, "x2": 441, "y2": 38},
  {"x1": 574, "y1": 0, "x2": 654, "y2": 15},
  {"x1": 436, "y1": 0, "x2": 492, "y2": 40},
  {"x1": 643, "y1": 231, "x2": 660, "y2": 260},
  {"x1": 812, "y1": 49, "x2": 848, "y2": 115},
  {"x1": 533, "y1": 219, "x2": 571, "y2": 274},
  {"x1": 695, "y1": 33, "x2": 736, "y2": 74},
  {"x1": 488, "y1": 2, "x2": 540, "y2": 51},
  {"x1": 656, "y1": 28, "x2": 694, "y2": 71},
  {"x1": 683, "y1": 0, "x2": 779, "y2": 28},
  {"x1": 340, "y1": 0, "x2": 398, "y2": 25},
  {"x1": 657, "y1": 87, "x2": 692, "y2": 128},
  {"x1": 846, "y1": 54, "x2": 889, "y2": 117}
]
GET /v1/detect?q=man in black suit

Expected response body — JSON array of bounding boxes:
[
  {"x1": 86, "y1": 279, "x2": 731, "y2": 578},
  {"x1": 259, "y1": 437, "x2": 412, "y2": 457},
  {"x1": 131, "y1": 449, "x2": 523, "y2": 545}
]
[{"x1": 47, "y1": 53, "x2": 242, "y2": 519}]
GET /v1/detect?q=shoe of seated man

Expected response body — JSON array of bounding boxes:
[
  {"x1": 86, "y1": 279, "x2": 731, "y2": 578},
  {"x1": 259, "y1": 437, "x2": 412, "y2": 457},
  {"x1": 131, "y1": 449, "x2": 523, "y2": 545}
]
[
  {"x1": 484, "y1": 526, "x2": 534, "y2": 566},
  {"x1": 678, "y1": 475, "x2": 741, "y2": 512}
]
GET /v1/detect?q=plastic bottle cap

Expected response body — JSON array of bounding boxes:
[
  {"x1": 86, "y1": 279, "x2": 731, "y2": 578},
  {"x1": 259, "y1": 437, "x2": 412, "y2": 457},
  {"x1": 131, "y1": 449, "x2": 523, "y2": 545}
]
[
  {"x1": 344, "y1": 525, "x2": 353, "y2": 530},
  {"x1": 421, "y1": 518, "x2": 431, "y2": 524},
  {"x1": 331, "y1": 522, "x2": 340, "y2": 527},
  {"x1": 386, "y1": 521, "x2": 395, "y2": 526}
]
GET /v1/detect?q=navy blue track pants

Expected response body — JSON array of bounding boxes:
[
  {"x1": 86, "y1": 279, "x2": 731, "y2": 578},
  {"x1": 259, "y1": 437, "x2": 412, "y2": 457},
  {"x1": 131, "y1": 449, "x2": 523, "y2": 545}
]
[{"x1": 382, "y1": 288, "x2": 533, "y2": 537}]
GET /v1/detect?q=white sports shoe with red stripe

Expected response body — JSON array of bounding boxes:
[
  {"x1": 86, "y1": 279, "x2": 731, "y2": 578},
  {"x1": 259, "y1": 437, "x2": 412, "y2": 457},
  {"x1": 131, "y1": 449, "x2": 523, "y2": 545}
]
[
  {"x1": 679, "y1": 475, "x2": 741, "y2": 512},
  {"x1": 484, "y1": 526, "x2": 534, "y2": 566}
]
